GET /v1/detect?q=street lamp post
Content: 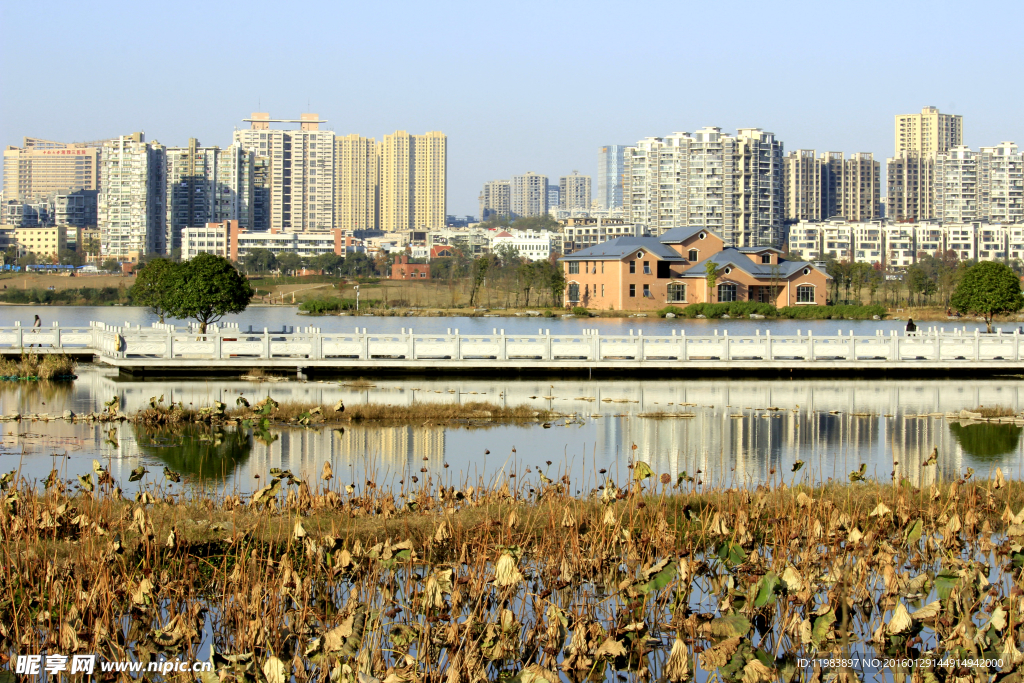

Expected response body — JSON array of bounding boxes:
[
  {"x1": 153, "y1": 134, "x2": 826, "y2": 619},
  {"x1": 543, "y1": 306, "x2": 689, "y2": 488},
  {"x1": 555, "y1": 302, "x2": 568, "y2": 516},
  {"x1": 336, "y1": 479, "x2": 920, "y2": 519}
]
[{"x1": 355, "y1": 284, "x2": 360, "y2": 312}]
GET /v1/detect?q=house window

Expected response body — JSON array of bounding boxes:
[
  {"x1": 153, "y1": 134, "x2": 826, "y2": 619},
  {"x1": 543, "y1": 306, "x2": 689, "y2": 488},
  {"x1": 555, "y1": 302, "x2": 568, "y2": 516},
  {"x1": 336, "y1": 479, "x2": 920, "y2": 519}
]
[
  {"x1": 568, "y1": 283, "x2": 580, "y2": 302},
  {"x1": 643, "y1": 261, "x2": 651, "y2": 275},
  {"x1": 797, "y1": 285, "x2": 815, "y2": 303},
  {"x1": 667, "y1": 283, "x2": 685, "y2": 302},
  {"x1": 601, "y1": 284, "x2": 605, "y2": 297},
  {"x1": 601, "y1": 261, "x2": 604, "y2": 274},
  {"x1": 629, "y1": 284, "x2": 636, "y2": 297},
  {"x1": 761, "y1": 254, "x2": 771, "y2": 264},
  {"x1": 643, "y1": 284, "x2": 651, "y2": 298},
  {"x1": 688, "y1": 249, "x2": 698, "y2": 261},
  {"x1": 629, "y1": 261, "x2": 635, "y2": 274},
  {"x1": 568, "y1": 261, "x2": 579, "y2": 274},
  {"x1": 718, "y1": 283, "x2": 737, "y2": 302}
]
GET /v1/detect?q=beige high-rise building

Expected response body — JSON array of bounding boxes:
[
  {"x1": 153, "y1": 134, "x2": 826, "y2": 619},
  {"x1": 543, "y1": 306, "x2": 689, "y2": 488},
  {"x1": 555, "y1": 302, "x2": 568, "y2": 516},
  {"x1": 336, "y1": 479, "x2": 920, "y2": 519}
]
[
  {"x1": 934, "y1": 142, "x2": 1024, "y2": 224},
  {"x1": 479, "y1": 180, "x2": 511, "y2": 220},
  {"x1": 895, "y1": 106, "x2": 963, "y2": 156},
  {"x1": 334, "y1": 135, "x2": 378, "y2": 231},
  {"x1": 783, "y1": 150, "x2": 823, "y2": 222},
  {"x1": 886, "y1": 152, "x2": 935, "y2": 222},
  {"x1": 233, "y1": 113, "x2": 335, "y2": 231},
  {"x1": 378, "y1": 131, "x2": 446, "y2": 231},
  {"x1": 783, "y1": 151, "x2": 880, "y2": 223},
  {"x1": 3, "y1": 137, "x2": 104, "y2": 202},
  {"x1": 559, "y1": 171, "x2": 591, "y2": 211}
]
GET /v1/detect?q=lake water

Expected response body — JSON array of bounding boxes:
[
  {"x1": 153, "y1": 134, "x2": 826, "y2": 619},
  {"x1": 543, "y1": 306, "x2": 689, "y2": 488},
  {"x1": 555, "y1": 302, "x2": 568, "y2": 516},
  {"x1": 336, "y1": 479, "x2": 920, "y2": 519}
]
[
  {"x1": 0, "y1": 304, "x2": 1000, "y2": 337},
  {"x1": 1, "y1": 366, "x2": 1021, "y2": 495}
]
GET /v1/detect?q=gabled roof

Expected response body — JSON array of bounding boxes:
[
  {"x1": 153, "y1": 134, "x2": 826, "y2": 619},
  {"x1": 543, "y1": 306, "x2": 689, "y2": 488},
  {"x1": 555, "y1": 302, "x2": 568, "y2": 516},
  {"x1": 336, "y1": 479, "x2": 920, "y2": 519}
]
[
  {"x1": 677, "y1": 248, "x2": 832, "y2": 280},
  {"x1": 559, "y1": 236, "x2": 685, "y2": 261},
  {"x1": 737, "y1": 246, "x2": 783, "y2": 254},
  {"x1": 658, "y1": 226, "x2": 722, "y2": 244}
]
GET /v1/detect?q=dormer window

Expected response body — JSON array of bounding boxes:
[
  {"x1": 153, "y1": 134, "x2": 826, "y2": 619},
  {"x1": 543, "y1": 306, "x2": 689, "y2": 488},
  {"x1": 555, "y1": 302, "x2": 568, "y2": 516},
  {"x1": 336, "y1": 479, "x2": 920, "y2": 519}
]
[
  {"x1": 688, "y1": 249, "x2": 698, "y2": 261},
  {"x1": 761, "y1": 254, "x2": 771, "y2": 264}
]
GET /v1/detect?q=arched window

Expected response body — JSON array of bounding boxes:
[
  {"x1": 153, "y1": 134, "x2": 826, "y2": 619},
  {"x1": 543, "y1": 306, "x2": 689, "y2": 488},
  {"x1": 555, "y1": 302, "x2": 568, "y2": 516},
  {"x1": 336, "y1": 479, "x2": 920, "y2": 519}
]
[
  {"x1": 717, "y1": 283, "x2": 737, "y2": 302},
  {"x1": 688, "y1": 249, "x2": 698, "y2": 261},
  {"x1": 796, "y1": 285, "x2": 815, "y2": 303},
  {"x1": 568, "y1": 283, "x2": 580, "y2": 303}
]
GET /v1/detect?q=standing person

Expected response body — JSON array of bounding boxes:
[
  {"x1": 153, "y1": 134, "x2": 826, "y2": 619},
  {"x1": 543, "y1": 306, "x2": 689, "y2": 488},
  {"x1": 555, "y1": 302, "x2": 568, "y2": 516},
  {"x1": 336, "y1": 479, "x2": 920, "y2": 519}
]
[
  {"x1": 905, "y1": 317, "x2": 917, "y2": 333},
  {"x1": 28, "y1": 314, "x2": 41, "y2": 347}
]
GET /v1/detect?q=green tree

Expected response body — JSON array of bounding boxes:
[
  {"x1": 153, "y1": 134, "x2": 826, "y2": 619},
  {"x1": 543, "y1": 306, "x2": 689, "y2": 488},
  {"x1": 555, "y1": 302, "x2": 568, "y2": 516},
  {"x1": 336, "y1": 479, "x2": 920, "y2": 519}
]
[
  {"x1": 905, "y1": 264, "x2": 937, "y2": 306},
  {"x1": 276, "y1": 251, "x2": 304, "y2": 276},
  {"x1": 164, "y1": 253, "x2": 254, "y2": 333},
  {"x1": 510, "y1": 215, "x2": 560, "y2": 231},
  {"x1": 544, "y1": 259, "x2": 565, "y2": 307},
  {"x1": 129, "y1": 258, "x2": 179, "y2": 322},
  {"x1": 101, "y1": 257, "x2": 120, "y2": 273},
  {"x1": 58, "y1": 248, "x2": 84, "y2": 267},
  {"x1": 468, "y1": 255, "x2": 490, "y2": 307},
  {"x1": 242, "y1": 248, "x2": 278, "y2": 275},
  {"x1": 950, "y1": 261, "x2": 1024, "y2": 332},
  {"x1": 704, "y1": 261, "x2": 719, "y2": 303}
]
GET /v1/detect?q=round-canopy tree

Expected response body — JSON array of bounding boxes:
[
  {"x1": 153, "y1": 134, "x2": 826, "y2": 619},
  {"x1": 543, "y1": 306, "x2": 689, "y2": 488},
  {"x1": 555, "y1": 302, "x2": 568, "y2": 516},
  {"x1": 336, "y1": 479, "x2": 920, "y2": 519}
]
[
  {"x1": 128, "y1": 258, "x2": 179, "y2": 322},
  {"x1": 950, "y1": 261, "x2": 1024, "y2": 332},
  {"x1": 164, "y1": 253, "x2": 254, "y2": 333}
]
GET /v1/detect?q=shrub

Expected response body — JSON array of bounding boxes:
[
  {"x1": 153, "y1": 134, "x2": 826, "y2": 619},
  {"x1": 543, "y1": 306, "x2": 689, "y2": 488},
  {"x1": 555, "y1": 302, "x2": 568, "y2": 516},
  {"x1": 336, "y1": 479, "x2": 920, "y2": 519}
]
[
  {"x1": 571, "y1": 306, "x2": 590, "y2": 317},
  {"x1": 778, "y1": 304, "x2": 886, "y2": 320},
  {"x1": 543, "y1": 309, "x2": 555, "y2": 318},
  {"x1": 299, "y1": 297, "x2": 381, "y2": 315},
  {"x1": 677, "y1": 302, "x2": 779, "y2": 319},
  {"x1": 657, "y1": 306, "x2": 685, "y2": 318}
]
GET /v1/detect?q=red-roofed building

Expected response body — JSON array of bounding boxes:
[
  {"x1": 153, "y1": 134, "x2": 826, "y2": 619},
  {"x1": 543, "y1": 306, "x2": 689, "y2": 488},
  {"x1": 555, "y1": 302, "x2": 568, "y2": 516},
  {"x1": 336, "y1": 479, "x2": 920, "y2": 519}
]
[
  {"x1": 430, "y1": 245, "x2": 454, "y2": 258},
  {"x1": 391, "y1": 255, "x2": 430, "y2": 280}
]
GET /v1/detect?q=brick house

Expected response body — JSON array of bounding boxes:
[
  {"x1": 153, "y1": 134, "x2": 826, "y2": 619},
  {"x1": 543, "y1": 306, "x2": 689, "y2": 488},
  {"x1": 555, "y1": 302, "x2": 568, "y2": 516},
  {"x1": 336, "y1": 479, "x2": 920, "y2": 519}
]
[
  {"x1": 560, "y1": 227, "x2": 829, "y2": 310},
  {"x1": 390, "y1": 255, "x2": 430, "y2": 280}
]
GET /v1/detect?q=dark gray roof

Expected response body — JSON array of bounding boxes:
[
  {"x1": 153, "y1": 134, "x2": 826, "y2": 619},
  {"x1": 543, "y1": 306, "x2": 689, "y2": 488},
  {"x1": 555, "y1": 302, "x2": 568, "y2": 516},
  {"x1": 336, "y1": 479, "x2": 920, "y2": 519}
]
[
  {"x1": 559, "y1": 236, "x2": 685, "y2": 261},
  {"x1": 658, "y1": 226, "x2": 719, "y2": 244},
  {"x1": 676, "y1": 248, "x2": 831, "y2": 280}
]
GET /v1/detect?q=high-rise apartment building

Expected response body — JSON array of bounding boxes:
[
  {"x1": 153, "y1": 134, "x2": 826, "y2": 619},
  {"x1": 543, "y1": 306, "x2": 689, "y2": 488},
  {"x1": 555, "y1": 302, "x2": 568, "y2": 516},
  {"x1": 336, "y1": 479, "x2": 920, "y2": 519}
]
[
  {"x1": 625, "y1": 127, "x2": 783, "y2": 247},
  {"x1": 895, "y1": 106, "x2": 963, "y2": 156},
  {"x1": 334, "y1": 134, "x2": 378, "y2": 231},
  {"x1": 886, "y1": 152, "x2": 935, "y2": 222},
  {"x1": 559, "y1": 171, "x2": 591, "y2": 211},
  {"x1": 783, "y1": 151, "x2": 880, "y2": 223},
  {"x1": 98, "y1": 133, "x2": 166, "y2": 258},
  {"x1": 597, "y1": 145, "x2": 626, "y2": 209},
  {"x1": 935, "y1": 142, "x2": 1024, "y2": 224},
  {"x1": 378, "y1": 131, "x2": 446, "y2": 231},
  {"x1": 547, "y1": 183, "x2": 560, "y2": 213},
  {"x1": 163, "y1": 138, "x2": 255, "y2": 252},
  {"x1": 783, "y1": 150, "x2": 823, "y2": 222},
  {"x1": 233, "y1": 113, "x2": 335, "y2": 231},
  {"x1": 3, "y1": 137, "x2": 104, "y2": 202},
  {"x1": 510, "y1": 172, "x2": 548, "y2": 218},
  {"x1": 53, "y1": 190, "x2": 98, "y2": 228},
  {"x1": 479, "y1": 180, "x2": 511, "y2": 220},
  {"x1": 839, "y1": 153, "x2": 881, "y2": 222}
]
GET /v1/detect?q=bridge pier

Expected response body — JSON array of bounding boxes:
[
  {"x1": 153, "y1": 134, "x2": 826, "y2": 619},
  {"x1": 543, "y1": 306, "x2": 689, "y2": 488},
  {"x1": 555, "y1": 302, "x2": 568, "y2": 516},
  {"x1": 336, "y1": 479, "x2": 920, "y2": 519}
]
[{"x1": 297, "y1": 367, "x2": 309, "y2": 381}]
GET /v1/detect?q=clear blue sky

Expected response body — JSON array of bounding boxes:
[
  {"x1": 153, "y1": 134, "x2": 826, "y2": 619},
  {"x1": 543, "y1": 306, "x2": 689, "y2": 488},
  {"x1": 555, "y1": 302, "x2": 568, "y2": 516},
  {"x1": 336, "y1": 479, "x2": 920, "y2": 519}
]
[{"x1": 2, "y1": 0, "x2": 1021, "y2": 216}]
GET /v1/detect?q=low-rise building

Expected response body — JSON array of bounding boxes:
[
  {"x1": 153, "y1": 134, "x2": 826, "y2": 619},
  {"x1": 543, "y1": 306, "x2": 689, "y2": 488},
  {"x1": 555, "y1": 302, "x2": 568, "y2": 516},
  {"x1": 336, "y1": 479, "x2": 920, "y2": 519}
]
[
  {"x1": 490, "y1": 230, "x2": 552, "y2": 261},
  {"x1": 390, "y1": 255, "x2": 429, "y2": 280},
  {"x1": 181, "y1": 222, "x2": 363, "y2": 261},
  {"x1": 8, "y1": 225, "x2": 67, "y2": 260},
  {"x1": 559, "y1": 226, "x2": 828, "y2": 311}
]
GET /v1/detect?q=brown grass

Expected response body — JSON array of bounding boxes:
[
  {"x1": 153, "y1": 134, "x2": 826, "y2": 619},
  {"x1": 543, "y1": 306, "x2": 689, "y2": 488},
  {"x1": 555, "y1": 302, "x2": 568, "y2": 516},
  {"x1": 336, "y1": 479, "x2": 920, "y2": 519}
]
[
  {"x1": 226, "y1": 399, "x2": 551, "y2": 423},
  {"x1": 971, "y1": 404, "x2": 1017, "y2": 418},
  {"x1": 0, "y1": 353, "x2": 76, "y2": 379}
]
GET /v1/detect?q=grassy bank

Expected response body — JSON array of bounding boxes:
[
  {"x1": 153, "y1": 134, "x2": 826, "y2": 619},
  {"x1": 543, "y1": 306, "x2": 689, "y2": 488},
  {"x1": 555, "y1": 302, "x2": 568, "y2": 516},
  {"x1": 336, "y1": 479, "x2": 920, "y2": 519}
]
[
  {"x1": 0, "y1": 353, "x2": 76, "y2": 380},
  {"x1": 2, "y1": 459, "x2": 1021, "y2": 681},
  {"x1": 0, "y1": 286, "x2": 130, "y2": 305},
  {"x1": 658, "y1": 302, "x2": 887, "y2": 319}
]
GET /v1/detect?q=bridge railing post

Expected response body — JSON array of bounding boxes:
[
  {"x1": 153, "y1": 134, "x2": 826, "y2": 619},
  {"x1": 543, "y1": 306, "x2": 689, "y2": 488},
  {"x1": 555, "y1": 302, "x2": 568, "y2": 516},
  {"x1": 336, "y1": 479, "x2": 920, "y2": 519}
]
[
  {"x1": 974, "y1": 328, "x2": 981, "y2": 362},
  {"x1": 765, "y1": 331, "x2": 772, "y2": 361}
]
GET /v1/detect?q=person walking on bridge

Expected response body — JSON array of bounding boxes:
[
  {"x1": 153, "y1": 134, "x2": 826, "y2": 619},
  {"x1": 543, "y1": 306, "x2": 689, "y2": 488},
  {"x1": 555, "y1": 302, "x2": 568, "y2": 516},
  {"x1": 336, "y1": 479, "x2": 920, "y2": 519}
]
[{"x1": 28, "y1": 314, "x2": 40, "y2": 347}]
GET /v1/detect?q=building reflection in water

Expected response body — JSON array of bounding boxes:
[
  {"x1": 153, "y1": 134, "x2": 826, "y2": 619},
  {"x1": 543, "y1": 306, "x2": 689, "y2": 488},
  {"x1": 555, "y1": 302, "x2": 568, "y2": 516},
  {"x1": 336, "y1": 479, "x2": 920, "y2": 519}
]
[{"x1": 1, "y1": 370, "x2": 1022, "y2": 490}]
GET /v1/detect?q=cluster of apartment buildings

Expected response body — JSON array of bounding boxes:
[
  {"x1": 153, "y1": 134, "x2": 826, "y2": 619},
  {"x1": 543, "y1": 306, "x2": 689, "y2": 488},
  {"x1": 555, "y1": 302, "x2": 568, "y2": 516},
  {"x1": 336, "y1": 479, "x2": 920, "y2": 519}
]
[
  {"x1": 479, "y1": 171, "x2": 593, "y2": 221},
  {"x1": 2, "y1": 113, "x2": 447, "y2": 262},
  {"x1": 788, "y1": 219, "x2": 1024, "y2": 267}
]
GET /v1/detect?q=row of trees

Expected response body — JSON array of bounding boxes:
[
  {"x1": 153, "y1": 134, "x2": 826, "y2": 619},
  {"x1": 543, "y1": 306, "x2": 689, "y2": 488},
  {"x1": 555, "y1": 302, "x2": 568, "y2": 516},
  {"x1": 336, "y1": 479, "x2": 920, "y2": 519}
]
[
  {"x1": 823, "y1": 250, "x2": 971, "y2": 307},
  {"x1": 130, "y1": 254, "x2": 253, "y2": 332}
]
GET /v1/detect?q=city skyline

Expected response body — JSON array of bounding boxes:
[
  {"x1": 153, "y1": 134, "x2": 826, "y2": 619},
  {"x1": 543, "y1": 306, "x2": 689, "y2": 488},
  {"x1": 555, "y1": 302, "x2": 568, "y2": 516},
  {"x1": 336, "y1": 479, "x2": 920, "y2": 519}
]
[{"x1": 2, "y1": 0, "x2": 1022, "y2": 216}]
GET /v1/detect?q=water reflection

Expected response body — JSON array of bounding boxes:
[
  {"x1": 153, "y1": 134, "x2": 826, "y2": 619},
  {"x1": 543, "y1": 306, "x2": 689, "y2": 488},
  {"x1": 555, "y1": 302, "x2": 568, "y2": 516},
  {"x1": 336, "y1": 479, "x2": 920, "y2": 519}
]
[
  {"x1": 2, "y1": 368, "x2": 1023, "y2": 493},
  {"x1": 133, "y1": 425, "x2": 253, "y2": 481},
  {"x1": 948, "y1": 422, "x2": 1023, "y2": 461}
]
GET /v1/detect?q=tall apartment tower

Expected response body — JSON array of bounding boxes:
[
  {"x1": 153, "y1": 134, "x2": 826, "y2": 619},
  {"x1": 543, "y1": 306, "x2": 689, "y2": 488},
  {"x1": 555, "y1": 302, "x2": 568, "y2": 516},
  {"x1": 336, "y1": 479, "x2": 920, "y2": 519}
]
[
  {"x1": 839, "y1": 153, "x2": 881, "y2": 222},
  {"x1": 479, "y1": 180, "x2": 511, "y2": 220},
  {"x1": 510, "y1": 172, "x2": 548, "y2": 218},
  {"x1": 334, "y1": 134, "x2": 378, "y2": 231},
  {"x1": 783, "y1": 150, "x2": 823, "y2": 222},
  {"x1": 597, "y1": 145, "x2": 626, "y2": 209},
  {"x1": 886, "y1": 153, "x2": 935, "y2": 222},
  {"x1": 377, "y1": 131, "x2": 446, "y2": 231},
  {"x1": 3, "y1": 137, "x2": 104, "y2": 202},
  {"x1": 934, "y1": 142, "x2": 1024, "y2": 224},
  {"x1": 895, "y1": 106, "x2": 963, "y2": 157},
  {"x1": 626, "y1": 127, "x2": 784, "y2": 247},
  {"x1": 163, "y1": 138, "x2": 255, "y2": 252},
  {"x1": 559, "y1": 171, "x2": 591, "y2": 211},
  {"x1": 233, "y1": 113, "x2": 335, "y2": 231},
  {"x1": 98, "y1": 133, "x2": 166, "y2": 258}
]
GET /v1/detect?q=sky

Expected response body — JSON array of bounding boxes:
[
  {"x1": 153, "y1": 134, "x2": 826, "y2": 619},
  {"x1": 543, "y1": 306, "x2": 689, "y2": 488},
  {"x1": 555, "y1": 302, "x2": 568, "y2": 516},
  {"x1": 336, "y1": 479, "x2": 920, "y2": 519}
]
[{"x1": 2, "y1": 0, "x2": 1022, "y2": 216}]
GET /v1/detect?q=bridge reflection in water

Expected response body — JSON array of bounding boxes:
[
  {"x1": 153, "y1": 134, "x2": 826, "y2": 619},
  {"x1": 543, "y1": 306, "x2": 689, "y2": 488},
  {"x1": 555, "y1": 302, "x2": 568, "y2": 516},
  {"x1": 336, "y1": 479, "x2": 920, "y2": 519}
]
[{"x1": 1, "y1": 370, "x2": 1021, "y2": 491}]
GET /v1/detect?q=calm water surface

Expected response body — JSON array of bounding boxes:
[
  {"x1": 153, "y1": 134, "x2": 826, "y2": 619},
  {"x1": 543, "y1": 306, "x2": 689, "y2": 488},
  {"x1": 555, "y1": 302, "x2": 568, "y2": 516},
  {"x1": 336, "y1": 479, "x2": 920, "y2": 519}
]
[{"x1": 1, "y1": 366, "x2": 1020, "y2": 494}]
